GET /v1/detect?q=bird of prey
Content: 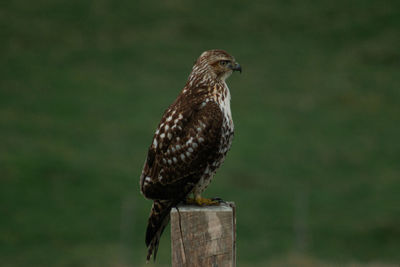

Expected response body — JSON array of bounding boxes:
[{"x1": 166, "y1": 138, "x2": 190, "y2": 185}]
[{"x1": 140, "y1": 49, "x2": 241, "y2": 261}]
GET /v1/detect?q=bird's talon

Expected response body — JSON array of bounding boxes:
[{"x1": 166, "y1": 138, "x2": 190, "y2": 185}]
[
  {"x1": 195, "y1": 196, "x2": 220, "y2": 206},
  {"x1": 211, "y1": 197, "x2": 226, "y2": 204},
  {"x1": 184, "y1": 196, "x2": 221, "y2": 206}
]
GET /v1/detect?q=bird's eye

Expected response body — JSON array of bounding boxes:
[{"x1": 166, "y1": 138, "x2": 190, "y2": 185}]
[{"x1": 220, "y1": 60, "x2": 229, "y2": 66}]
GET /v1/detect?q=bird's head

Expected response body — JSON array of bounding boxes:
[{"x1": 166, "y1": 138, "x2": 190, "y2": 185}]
[{"x1": 193, "y1": 49, "x2": 241, "y2": 82}]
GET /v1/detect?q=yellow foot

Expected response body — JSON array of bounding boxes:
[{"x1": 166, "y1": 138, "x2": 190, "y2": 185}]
[{"x1": 186, "y1": 196, "x2": 221, "y2": 206}]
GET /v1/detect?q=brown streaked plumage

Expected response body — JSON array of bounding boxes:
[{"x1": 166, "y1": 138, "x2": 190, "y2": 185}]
[{"x1": 140, "y1": 49, "x2": 241, "y2": 261}]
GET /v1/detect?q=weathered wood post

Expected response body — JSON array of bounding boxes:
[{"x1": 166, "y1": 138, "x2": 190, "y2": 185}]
[{"x1": 171, "y1": 202, "x2": 236, "y2": 267}]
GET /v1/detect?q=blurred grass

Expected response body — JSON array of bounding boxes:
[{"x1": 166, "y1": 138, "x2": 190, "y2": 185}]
[{"x1": 1, "y1": 0, "x2": 400, "y2": 266}]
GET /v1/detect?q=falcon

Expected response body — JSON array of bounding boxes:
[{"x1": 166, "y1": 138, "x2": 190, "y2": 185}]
[{"x1": 139, "y1": 49, "x2": 241, "y2": 261}]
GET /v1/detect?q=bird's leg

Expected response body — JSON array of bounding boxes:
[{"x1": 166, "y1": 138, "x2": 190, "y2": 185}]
[
  {"x1": 184, "y1": 195, "x2": 196, "y2": 205},
  {"x1": 185, "y1": 193, "x2": 220, "y2": 206}
]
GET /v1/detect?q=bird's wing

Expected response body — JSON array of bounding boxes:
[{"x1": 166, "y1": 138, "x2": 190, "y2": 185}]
[{"x1": 140, "y1": 100, "x2": 223, "y2": 200}]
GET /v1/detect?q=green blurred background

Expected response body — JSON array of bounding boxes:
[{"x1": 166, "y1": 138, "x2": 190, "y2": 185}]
[{"x1": 1, "y1": 0, "x2": 399, "y2": 266}]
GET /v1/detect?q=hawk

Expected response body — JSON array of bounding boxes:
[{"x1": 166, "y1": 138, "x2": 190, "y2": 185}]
[{"x1": 140, "y1": 49, "x2": 241, "y2": 261}]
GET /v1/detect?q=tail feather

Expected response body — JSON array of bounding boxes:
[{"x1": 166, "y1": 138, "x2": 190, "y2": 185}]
[{"x1": 145, "y1": 200, "x2": 174, "y2": 262}]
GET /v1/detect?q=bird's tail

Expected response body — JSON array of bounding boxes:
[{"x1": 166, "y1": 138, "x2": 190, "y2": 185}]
[{"x1": 145, "y1": 200, "x2": 174, "y2": 262}]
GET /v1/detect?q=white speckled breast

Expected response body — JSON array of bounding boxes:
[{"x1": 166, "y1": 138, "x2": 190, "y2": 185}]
[{"x1": 193, "y1": 85, "x2": 234, "y2": 195}]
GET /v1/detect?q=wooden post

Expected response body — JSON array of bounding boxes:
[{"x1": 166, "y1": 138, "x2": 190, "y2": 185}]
[{"x1": 171, "y1": 202, "x2": 236, "y2": 267}]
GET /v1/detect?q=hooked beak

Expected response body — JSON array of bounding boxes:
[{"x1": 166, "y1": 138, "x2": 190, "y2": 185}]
[{"x1": 231, "y1": 62, "x2": 242, "y2": 73}]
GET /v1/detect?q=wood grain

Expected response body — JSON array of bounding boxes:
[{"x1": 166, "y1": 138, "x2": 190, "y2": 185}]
[{"x1": 171, "y1": 202, "x2": 236, "y2": 267}]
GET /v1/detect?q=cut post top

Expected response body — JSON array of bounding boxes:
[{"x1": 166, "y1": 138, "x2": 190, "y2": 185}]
[{"x1": 171, "y1": 202, "x2": 235, "y2": 213}]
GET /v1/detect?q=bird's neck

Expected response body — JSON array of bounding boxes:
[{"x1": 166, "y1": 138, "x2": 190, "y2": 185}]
[{"x1": 187, "y1": 69, "x2": 229, "y2": 88}]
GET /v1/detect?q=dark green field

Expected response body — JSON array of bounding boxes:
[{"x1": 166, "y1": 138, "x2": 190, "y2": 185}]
[{"x1": 1, "y1": 0, "x2": 399, "y2": 266}]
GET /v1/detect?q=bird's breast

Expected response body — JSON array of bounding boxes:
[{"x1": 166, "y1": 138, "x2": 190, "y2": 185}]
[{"x1": 216, "y1": 85, "x2": 234, "y2": 155}]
